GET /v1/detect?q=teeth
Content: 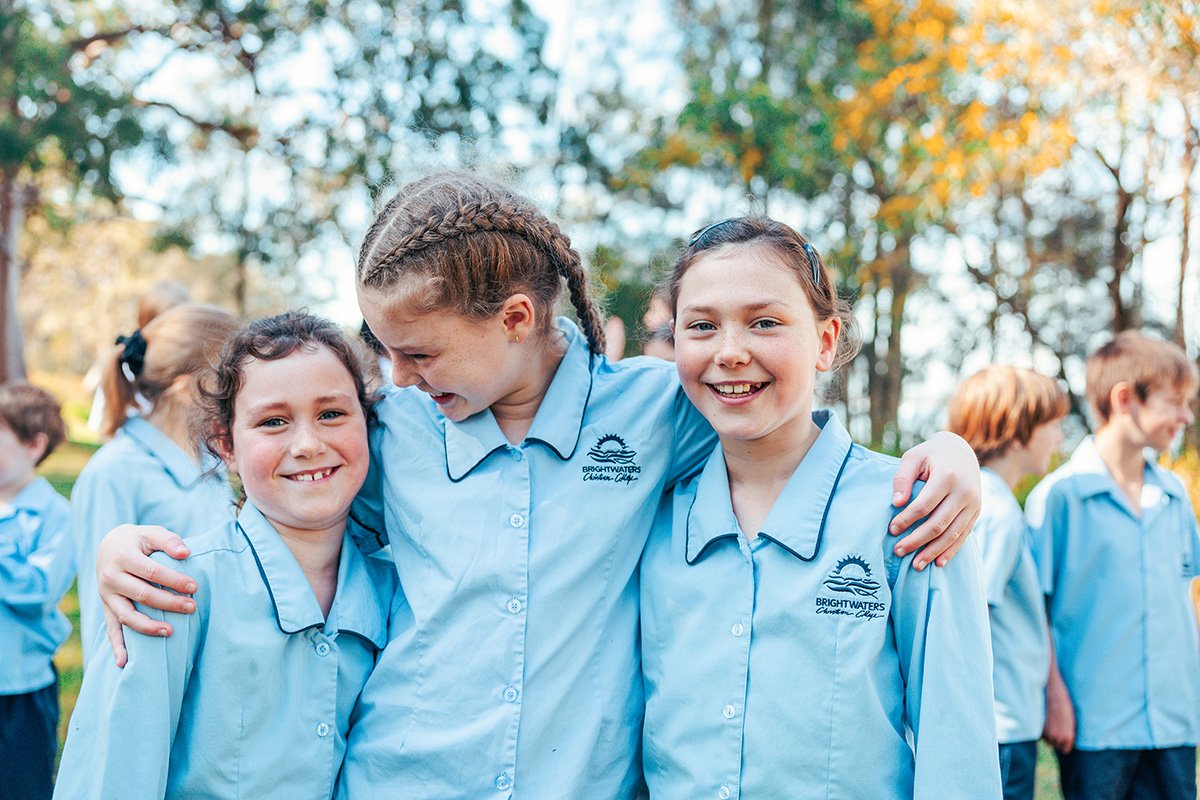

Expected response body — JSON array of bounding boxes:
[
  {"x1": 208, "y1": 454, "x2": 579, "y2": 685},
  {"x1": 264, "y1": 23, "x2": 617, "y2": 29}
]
[
  {"x1": 713, "y1": 383, "x2": 763, "y2": 397},
  {"x1": 293, "y1": 468, "x2": 334, "y2": 482}
]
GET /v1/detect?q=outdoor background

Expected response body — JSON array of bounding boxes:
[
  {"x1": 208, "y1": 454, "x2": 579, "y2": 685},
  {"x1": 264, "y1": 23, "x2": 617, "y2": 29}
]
[{"x1": 5, "y1": 0, "x2": 1200, "y2": 796}]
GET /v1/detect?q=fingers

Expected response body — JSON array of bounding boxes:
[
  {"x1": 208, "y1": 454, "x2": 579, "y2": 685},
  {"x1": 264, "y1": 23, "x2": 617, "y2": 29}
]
[
  {"x1": 890, "y1": 454, "x2": 927, "y2": 508},
  {"x1": 893, "y1": 505, "x2": 970, "y2": 570},
  {"x1": 103, "y1": 605, "x2": 129, "y2": 668},
  {"x1": 139, "y1": 527, "x2": 191, "y2": 561},
  {"x1": 105, "y1": 589, "x2": 175, "y2": 639},
  {"x1": 103, "y1": 563, "x2": 196, "y2": 615}
]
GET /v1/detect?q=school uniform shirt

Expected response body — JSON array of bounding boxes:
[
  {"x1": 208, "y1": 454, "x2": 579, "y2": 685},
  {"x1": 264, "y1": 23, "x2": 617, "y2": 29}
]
[
  {"x1": 54, "y1": 502, "x2": 396, "y2": 800},
  {"x1": 337, "y1": 318, "x2": 715, "y2": 800},
  {"x1": 0, "y1": 477, "x2": 74, "y2": 695},
  {"x1": 1027, "y1": 437, "x2": 1200, "y2": 751},
  {"x1": 640, "y1": 411, "x2": 1002, "y2": 800},
  {"x1": 70, "y1": 415, "x2": 234, "y2": 664},
  {"x1": 978, "y1": 467, "x2": 1050, "y2": 744}
]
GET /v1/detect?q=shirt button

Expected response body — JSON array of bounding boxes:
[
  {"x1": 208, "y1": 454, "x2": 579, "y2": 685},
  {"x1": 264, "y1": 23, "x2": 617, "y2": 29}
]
[
  {"x1": 731, "y1": 623, "x2": 744, "y2": 637},
  {"x1": 503, "y1": 686, "x2": 519, "y2": 703},
  {"x1": 512, "y1": 449, "x2": 524, "y2": 462},
  {"x1": 718, "y1": 787, "x2": 732, "y2": 800},
  {"x1": 507, "y1": 597, "x2": 522, "y2": 614},
  {"x1": 723, "y1": 704, "x2": 736, "y2": 719},
  {"x1": 509, "y1": 513, "x2": 525, "y2": 528},
  {"x1": 495, "y1": 773, "x2": 512, "y2": 791},
  {"x1": 315, "y1": 722, "x2": 330, "y2": 737},
  {"x1": 315, "y1": 641, "x2": 331, "y2": 657}
]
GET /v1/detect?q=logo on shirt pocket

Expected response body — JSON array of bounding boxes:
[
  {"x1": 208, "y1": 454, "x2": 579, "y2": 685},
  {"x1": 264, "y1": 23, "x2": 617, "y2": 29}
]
[
  {"x1": 581, "y1": 433, "x2": 641, "y2": 484},
  {"x1": 815, "y1": 555, "x2": 886, "y2": 620}
]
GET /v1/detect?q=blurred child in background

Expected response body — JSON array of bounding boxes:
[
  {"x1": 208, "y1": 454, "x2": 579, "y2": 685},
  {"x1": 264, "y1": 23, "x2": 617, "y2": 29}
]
[
  {"x1": 948, "y1": 365, "x2": 1068, "y2": 800},
  {"x1": 1029, "y1": 332, "x2": 1200, "y2": 800},
  {"x1": 0, "y1": 382, "x2": 73, "y2": 800},
  {"x1": 70, "y1": 302, "x2": 239, "y2": 663}
]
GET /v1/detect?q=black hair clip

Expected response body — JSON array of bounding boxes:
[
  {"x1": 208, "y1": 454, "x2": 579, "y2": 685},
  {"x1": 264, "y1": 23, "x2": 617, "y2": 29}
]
[
  {"x1": 802, "y1": 242, "x2": 821, "y2": 288},
  {"x1": 687, "y1": 218, "x2": 738, "y2": 248},
  {"x1": 115, "y1": 330, "x2": 147, "y2": 379}
]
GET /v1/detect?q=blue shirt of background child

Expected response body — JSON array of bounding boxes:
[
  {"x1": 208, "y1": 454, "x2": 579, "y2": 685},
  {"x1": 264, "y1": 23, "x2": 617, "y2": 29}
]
[
  {"x1": 1027, "y1": 436, "x2": 1200, "y2": 750},
  {"x1": 0, "y1": 477, "x2": 74, "y2": 695}
]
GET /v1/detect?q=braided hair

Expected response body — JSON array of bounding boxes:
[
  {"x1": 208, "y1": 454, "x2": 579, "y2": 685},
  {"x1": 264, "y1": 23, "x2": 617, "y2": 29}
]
[{"x1": 357, "y1": 172, "x2": 606, "y2": 354}]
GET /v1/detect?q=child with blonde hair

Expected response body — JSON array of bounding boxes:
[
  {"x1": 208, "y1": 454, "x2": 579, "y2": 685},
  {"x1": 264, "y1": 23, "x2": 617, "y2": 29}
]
[{"x1": 948, "y1": 365, "x2": 1068, "y2": 800}]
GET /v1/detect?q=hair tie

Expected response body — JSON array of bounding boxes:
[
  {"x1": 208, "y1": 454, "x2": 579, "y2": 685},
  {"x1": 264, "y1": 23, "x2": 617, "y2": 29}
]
[
  {"x1": 115, "y1": 330, "x2": 147, "y2": 379},
  {"x1": 802, "y1": 242, "x2": 821, "y2": 288}
]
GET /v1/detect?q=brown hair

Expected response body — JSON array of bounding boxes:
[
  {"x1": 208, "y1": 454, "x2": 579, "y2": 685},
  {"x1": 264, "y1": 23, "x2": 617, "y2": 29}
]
[
  {"x1": 136, "y1": 280, "x2": 191, "y2": 329},
  {"x1": 1086, "y1": 331, "x2": 1199, "y2": 424},
  {"x1": 0, "y1": 382, "x2": 67, "y2": 465},
  {"x1": 356, "y1": 171, "x2": 606, "y2": 354},
  {"x1": 101, "y1": 303, "x2": 240, "y2": 438},
  {"x1": 195, "y1": 310, "x2": 376, "y2": 461},
  {"x1": 666, "y1": 216, "x2": 861, "y2": 369},
  {"x1": 947, "y1": 366, "x2": 1069, "y2": 462}
]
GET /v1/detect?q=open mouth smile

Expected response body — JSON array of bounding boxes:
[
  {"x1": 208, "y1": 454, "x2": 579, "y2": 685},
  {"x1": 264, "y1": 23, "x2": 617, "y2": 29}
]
[
  {"x1": 708, "y1": 382, "x2": 768, "y2": 402},
  {"x1": 287, "y1": 467, "x2": 337, "y2": 482}
]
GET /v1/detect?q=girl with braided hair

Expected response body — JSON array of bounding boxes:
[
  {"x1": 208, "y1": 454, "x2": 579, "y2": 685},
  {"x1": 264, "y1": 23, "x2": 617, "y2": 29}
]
[{"x1": 94, "y1": 173, "x2": 981, "y2": 799}]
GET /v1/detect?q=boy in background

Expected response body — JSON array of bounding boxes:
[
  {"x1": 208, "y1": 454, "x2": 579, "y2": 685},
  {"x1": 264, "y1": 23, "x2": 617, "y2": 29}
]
[
  {"x1": 1028, "y1": 333, "x2": 1200, "y2": 800},
  {"x1": 0, "y1": 382, "x2": 73, "y2": 800},
  {"x1": 948, "y1": 365, "x2": 1067, "y2": 800}
]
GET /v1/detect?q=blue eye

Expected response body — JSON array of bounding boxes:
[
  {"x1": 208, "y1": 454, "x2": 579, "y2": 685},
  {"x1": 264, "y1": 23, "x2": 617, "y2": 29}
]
[
  {"x1": 257, "y1": 417, "x2": 286, "y2": 428},
  {"x1": 753, "y1": 319, "x2": 780, "y2": 330},
  {"x1": 318, "y1": 409, "x2": 346, "y2": 421},
  {"x1": 688, "y1": 321, "x2": 717, "y2": 332}
]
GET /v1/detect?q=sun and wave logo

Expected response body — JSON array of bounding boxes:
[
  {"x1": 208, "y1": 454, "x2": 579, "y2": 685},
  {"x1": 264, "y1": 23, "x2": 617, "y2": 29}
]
[
  {"x1": 822, "y1": 555, "x2": 881, "y2": 597},
  {"x1": 815, "y1": 554, "x2": 886, "y2": 620},
  {"x1": 586, "y1": 434, "x2": 638, "y2": 464},
  {"x1": 582, "y1": 434, "x2": 641, "y2": 484}
]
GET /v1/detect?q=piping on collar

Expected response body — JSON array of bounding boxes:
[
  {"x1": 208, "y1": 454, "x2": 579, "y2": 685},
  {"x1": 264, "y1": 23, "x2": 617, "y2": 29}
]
[
  {"x1": 686, "y1": 410, "x2": 854, "y2": 565},
  {"x1": 444, "y1": 318, "x2": 595, "y2": 482},
  {"x1": 239, "y1": 503, "x2": 388, "y2": 648}
]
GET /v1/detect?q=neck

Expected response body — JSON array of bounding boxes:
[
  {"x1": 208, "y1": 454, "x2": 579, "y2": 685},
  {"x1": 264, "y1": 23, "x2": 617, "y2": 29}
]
[
  {"x1": 146, "y1": 402, "x2": 197, "y2": 461},
  {"x1": 721, "y1": 412, "x2": 820, "y2": 539},
  {"x1": 1093, "y1": 424, "x2": 1146, "y2": 485},
  {"x1": 0, "y1": 473, "x2": 35, "y2": 505},
  {"x1": 277, "y1": 525, "x2": 344, "y2": 619},
  {"x1": 983, "y1": 453, "x2": 1026, "y2": 490},
  {"x1": 492, "y1": 333, "x2": 568, "y2": 444}
]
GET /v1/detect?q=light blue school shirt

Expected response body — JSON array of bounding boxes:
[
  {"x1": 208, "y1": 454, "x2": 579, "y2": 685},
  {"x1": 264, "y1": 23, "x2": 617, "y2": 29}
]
[
  {"x1": 978, "y1": 467, "x2": 1050, "y2": 743},
  {"x1": 70, "y1": 415, "x2": 234, "y2": 664},
  {"x1": 0, "y1": 477, "x2": 74, "y2": 695},
  {"x1": 338, "y1": 318, "x2": 715, "y2": 800},
  {"x1": 54, "y1": 502, "x2": 396, "y2": 800},
  {"x1": 640, "y1": 411, "x2": 1002, "y2": 800},
  {"x1": 1027, "y1": 436, "x2": 1200, "y2": 751}
]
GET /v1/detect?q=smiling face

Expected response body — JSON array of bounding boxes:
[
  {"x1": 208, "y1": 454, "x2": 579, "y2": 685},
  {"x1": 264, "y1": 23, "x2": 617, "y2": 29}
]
[
  {"x1": 673, "y1": 244, "x2": 839, "y2": 452},
  {"x1": 357, "y1": 281, "x2": 539, "y2": 423},
  {"x1": 1129, "y1": 383, "x2": 1197, "y2": 452},
  {"x1": 223, "y1": 345, "x2": 370, "y2": 541}
]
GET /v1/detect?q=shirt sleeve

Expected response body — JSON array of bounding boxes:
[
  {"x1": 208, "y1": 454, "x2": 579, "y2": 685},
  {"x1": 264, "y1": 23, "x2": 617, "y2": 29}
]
[
  {"x1": 54, "y1": 558, "x2": 198, "y2": 800},
  {"x1": 348, "y1": 424, "x2": 388, "y2": 553},
  {"x1": 667, "y1": 385, "x2": 717, "y2": 488},
  {"x1": 890, "y1": 535, "x2": 1004, "y2": 800},
  {"x1": 0, "y1": 500, "x2": 75, "y2": 611},
  {"x1": 975, "y1": 505, "x2": 1025, "y2": 608}
]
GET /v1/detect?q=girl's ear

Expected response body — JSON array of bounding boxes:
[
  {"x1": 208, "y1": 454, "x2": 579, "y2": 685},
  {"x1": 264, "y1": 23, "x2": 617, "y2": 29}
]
[
  {"x1": 814, "y1": 317, "x2": 841, "y2": 373},
  {"x1": 499, "y1": 293, "x2": 536, "y2": 343}
]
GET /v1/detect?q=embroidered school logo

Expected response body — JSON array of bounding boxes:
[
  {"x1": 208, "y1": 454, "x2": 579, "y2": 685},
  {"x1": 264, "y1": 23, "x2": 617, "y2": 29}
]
[
  {"x1": 815, "y1": 555, "x2": 885, "y2": 620},
  {"x1": 582, "y1": 434, "x2": 641, "y2": 484}
]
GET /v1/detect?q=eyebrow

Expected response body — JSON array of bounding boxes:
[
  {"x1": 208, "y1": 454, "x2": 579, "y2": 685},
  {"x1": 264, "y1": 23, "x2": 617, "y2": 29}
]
[
  {"x1": 679, "y1": 300, "x2": 784, "y2": 316},
  {"x1": 243, "y1": 393, "x2": 354, "y2": 416}
]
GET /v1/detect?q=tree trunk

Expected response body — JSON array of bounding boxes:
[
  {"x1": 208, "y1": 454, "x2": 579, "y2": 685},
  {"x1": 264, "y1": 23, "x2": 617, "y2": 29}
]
[
  {"x1": 1109, "y1": 186, "x2": 1133, "y2": 332},
  {"x1": 1178, "y1": 128, "x2": 1195, "y2": 347},
  {"x1": 0, "y1": 169, "x2": 28, "y2": 381}
]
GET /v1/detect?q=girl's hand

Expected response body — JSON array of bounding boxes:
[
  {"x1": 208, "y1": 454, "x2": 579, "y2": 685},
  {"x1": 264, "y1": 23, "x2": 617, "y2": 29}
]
[
  {"x1": 889, "y1": 431, "x2": 981, "y2": 569},
  {"x1": 97, "y1": 525, "x2": 195, "y2": 667}
]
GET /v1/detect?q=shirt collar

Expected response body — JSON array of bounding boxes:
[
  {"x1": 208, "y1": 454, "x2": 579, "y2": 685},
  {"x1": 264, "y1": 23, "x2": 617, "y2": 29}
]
[
  {"x1": 238, "y1": 503, "x2": 389, "y2": 648},
  {"x1": 1065, "y1": 436, "x2": 1187, "y2": 502},
  {"x1": 686, "y1": 409, "x2": 854, "y2": 564},
  {"x1": 0, "y1": 477, "x2": 59, "y2": 521},
  {"x1": 121, "y1": 416, "x2": 224, "y2": 489},
  {"x1": 444, "y1": 317, "x2": 595, "y2": 481}
]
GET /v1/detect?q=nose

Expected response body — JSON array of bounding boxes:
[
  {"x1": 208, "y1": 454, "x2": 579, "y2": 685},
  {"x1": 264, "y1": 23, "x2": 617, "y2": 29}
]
[
  {"x1": 715, "y1": 328, "x2": 751, "y2": 368},
  {"x1": 390, "y1": 357, "x2": 420, "y2": 388},
  {"x1": 290, "y1": 420, "x2": 327, "y2": 458}
]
